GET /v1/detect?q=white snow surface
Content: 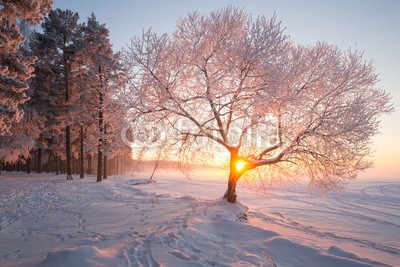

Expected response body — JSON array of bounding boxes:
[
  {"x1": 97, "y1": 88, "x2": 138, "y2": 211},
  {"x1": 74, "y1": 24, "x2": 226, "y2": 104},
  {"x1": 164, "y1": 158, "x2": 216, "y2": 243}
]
[{"x1": 0, "y1": 172, "x2": 399, "y2": 267}]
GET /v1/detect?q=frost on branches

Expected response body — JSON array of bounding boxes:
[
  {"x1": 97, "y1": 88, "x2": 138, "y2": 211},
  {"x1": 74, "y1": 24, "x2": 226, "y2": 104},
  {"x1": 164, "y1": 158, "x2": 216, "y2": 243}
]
[
  {"x1": 0, "y1": 0, "x2": 53, "y2": 135},
  {"x1": 124, "y1": 7, "x2": 393, "y2": 203},
  {"x1": 0, "y1": 110, "x2": 39, "y2": 166}
]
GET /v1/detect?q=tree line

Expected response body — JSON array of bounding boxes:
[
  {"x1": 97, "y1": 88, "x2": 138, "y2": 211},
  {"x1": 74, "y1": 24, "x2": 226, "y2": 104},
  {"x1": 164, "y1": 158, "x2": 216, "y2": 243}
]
[{"x1": 1, "y1": 1, "x2": 132, "y2": 181}]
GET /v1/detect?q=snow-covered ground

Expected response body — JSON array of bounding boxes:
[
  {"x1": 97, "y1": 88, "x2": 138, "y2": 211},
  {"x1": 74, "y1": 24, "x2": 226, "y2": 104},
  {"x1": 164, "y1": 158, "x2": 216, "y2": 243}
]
[{"x1": 0, "y1": 171, "x2": 399, "y2": 266}]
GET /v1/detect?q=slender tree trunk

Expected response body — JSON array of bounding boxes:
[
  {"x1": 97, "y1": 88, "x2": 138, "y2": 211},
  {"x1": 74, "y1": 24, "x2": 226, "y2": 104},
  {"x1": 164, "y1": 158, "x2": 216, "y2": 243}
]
[
  {"x1": 76, "y1": 157, "x2": 79, "y2": 174},
  {"x1": 22, "y1": 159, "x2": 26, "y2": 172},
  {"x1": 61, "y1": 159, "x2": 65, "y2": 174},
  {"x1": 64, "y1": 46, "x2": 73, "y2": 180},
  {"x1": 109, "y1": 157, "x2": 113, "y2": 176},
  {"x1": 103, "y1": 155, "x2": 107, "y2": 179},
  {"x1": 116, "y1": 155, "x2": 120, "y2": 175},
  {"x1": 55, "y1": 156, "x2": 59, "y2": 175},
  {"x1": 119, "y1": 156, "x2": 122, "y2": 174},
  {"x1": 110, "y1": 158, "x2": 113, "y2": 176},
  {"x1": 26, "y1": 156, "x2": 31, "y2": 174},
  {"x1": 123, "y1": 154, "x2": 126, "y2": 174},
  {"x1": 46, "y1": 150, "x2": 52, "y2": 173},
  {"x1": 37, "y1": 148, "x2": 42, "y2": 173},
  {"x1": 32, "y1": 150, "x2": 36, "y2": 172},
  {"x1": 80, "y1": 125, "x2": 84, "y2": 179},
  {"x1": 150, "y1": 161, "x2": 158, "y2": 180},
  {"x1": 103, "y1": 124, "x2": 107, "y2": 180},
  {"x1": 108, "y1": 157, "x2": 115, "y2": 176},
  {"x1": 66, "y1": 128, "x2": 73, "y2": 179},
  {"x1": 97, "y1": 147, "x2": 103, "y2": 181},
  {"x1": 223, "y1": 149, "x2": 241, "y2": 203},
  {"x1": 37, "y1": 134, "x2": 43, "y2": 174},
  {"x1": 97, "y1": 66, "x2": 104, "y2": 182},
  {"x1": 17, "y1": 160, "x2": 21, "y2": 172},
  {"x1": 87, "y1": 153, "x2": 92, "y2": 174}
]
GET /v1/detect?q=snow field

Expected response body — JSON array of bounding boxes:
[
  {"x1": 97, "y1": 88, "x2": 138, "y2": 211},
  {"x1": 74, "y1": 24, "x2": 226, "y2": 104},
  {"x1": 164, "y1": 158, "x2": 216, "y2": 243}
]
[{"x1": 0, "y1": 172, "x2": 399, "y2": 266}]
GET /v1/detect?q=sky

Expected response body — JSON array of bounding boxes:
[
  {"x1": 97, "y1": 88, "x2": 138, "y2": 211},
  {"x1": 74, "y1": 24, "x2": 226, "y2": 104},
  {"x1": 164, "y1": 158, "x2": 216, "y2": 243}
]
[{"x1": 53, "y1": 0, "x2": 400, "y2": 180}]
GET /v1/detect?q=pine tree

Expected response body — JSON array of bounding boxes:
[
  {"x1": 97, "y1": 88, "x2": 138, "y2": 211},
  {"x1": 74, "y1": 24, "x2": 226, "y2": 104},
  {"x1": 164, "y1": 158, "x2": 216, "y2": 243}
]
[
  {"x1": 0, "y1": 0, "x2": 53, "y2": 135},
  {"x1": 73, "y1": 13, "x2": 126, "y2": 181},
  {"x1": 30, "y1": 9, "x2": 80, "y2": 180},
  {"x1": 29, "y1": 42, "x2": 61, "y2": 174}
]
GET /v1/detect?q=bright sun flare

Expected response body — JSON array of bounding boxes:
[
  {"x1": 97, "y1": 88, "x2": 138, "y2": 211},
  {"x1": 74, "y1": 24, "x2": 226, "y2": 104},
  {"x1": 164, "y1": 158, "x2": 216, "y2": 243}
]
[{"x1": 236, "y1": 160, "x2": 248, "y2": 171}]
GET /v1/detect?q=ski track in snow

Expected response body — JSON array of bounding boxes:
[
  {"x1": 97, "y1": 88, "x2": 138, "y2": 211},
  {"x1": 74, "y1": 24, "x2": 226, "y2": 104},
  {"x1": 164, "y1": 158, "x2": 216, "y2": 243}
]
[{"x1": 0, "y1": 172, "x2": 399, "y2": 266}]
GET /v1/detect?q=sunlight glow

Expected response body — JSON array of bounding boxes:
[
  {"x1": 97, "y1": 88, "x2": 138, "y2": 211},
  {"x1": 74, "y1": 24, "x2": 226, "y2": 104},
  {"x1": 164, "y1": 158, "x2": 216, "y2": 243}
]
[{"x1": 236, "y1": 160, "x2": 248, "y2": 172}]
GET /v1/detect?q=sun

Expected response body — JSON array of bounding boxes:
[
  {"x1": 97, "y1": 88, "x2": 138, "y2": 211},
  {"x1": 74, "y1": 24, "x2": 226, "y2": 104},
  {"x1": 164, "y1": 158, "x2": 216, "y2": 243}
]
[{"x1": 236, "y1": 160, "x2": 248, "y2": 172}]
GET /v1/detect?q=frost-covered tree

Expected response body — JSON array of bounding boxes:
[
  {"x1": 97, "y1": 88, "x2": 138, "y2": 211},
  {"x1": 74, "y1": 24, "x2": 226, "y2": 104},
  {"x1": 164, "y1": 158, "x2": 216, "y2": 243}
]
[
  {"x1": 31, "y1": 9, "x2": 80, "y2": 179},
  {"x1": 73, "y1": 13, "x2": 126, "y2": 181},
  {"x1": 29, "y1": 37, "x2": 63, "y2": 173},
  {"x1": 0, "y1": 0, "x2": 52, "y2": 134},
  {"x1": 124, "y1": 7, "x2": 393, "y2": 203},
  {"x1": 0, "y1": 110, "x2": 39, "y2": 174}
]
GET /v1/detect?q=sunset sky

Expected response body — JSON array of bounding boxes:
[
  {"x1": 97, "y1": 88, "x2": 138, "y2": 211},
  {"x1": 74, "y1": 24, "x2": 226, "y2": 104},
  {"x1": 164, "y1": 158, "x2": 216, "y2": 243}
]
[{"x1": 53, "y1": 0, "x2": 400, "y2": 180}]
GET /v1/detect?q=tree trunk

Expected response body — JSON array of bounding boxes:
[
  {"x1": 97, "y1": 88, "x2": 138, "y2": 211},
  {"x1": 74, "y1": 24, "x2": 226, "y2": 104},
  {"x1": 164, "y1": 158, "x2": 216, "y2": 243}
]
[
  {"x1": 17, "y1": 160, "x2": 21, "y2": 172},
  {"x1": 103, "y1": 123, "x2": 107, "y2": 180},
  {"x1": 115, "y1": 158, "x2": 117, "y2": 175},
  {"x1": 71, "y1": 153, "x2": 75, "y2": 174},
  {"x1": 97, "y1": 66, "x2": 104, "y2": 182},
  {"x1": 80, "y1": 125, "x2": 84, "y2": 179},
  {"x1": 37, "y1": 149, "x2": 42, "y2": 174},
  {"x1": 64, "y1": 45, "x2": 73, "y2": 180},
  {"x1": 103, "y1": 155, "x2": 107, "y2": 179},
  {"x1": 123, "y1": 154, "x2": 126, "y2": 174},
  {"x1": 110, "y1": 157, "x2": 114, "y2": 176},
  {"x1": 26, "y1": 156, "x2": 31, "y2": 174},
  {"x1": 55, "y1": 156, "x2": 59, "y2": 175},
  {"x1": 225, "y1": 171, "x2": 240, "y2": 203},
  {"x1": 21, "y1": 159, "x2": 26, "y2": 172},
  {"x1": 87, "y1": 153, "x2": 92, "y2": 174},
  {"x1": 223, "y1": 149, "x2": 241, "y2": 203},
  {"x1": 109, "y1": 157, "x2": 113, "y2": 176},
  {"x1": 150, "y1": 161, "x2": 158, "y2": 180},
  {"x1": 66, "y1": 125, "x2": 73, "y2": 179},
  {"x1": 46, "y1": 150, "x2": 52, "y2": 173},
  {"x1": 97, "y1": 149, "x2": 102, "y2": 181},
  {"x1": 117, "y1": 155, "x2": 121, "y2": 175},
  {"x1": 97, "y1": 100, "x2": 103, "y2": 182}
]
